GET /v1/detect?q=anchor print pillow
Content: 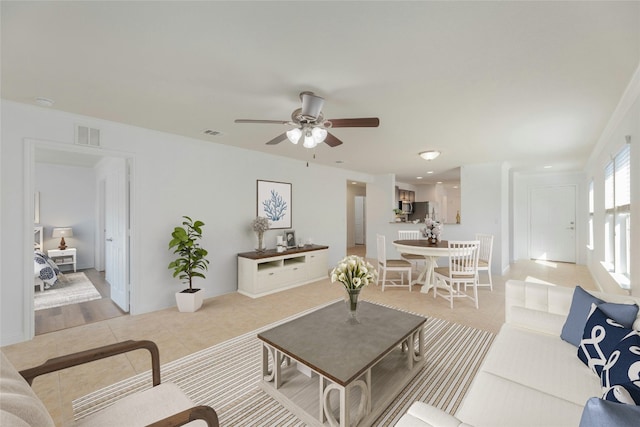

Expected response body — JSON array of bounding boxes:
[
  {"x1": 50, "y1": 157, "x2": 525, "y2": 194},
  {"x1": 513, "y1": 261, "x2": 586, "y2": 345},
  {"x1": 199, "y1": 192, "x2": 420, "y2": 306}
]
[
  {"x1": 600, "y1": 330, "x2": 640, "y2": 405},
  {"x1": 578, "y1": 303, "x2": 633, "y2": 377}
]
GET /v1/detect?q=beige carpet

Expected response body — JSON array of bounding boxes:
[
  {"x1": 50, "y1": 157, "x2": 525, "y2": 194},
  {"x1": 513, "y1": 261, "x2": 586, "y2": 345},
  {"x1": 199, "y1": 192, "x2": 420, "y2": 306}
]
[
  {"x1": 35, "y1": 272, "x2": 102, "y2": 310},
  {"x1": 73, "y1": 301, "x2": 494, "y2": 426}
]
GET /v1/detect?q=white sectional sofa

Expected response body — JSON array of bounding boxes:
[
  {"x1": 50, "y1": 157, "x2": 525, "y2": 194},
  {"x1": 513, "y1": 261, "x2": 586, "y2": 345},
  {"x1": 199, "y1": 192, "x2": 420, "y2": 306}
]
[{"x1": 396, "y1": 280, "x2": 640, "y2": 427}]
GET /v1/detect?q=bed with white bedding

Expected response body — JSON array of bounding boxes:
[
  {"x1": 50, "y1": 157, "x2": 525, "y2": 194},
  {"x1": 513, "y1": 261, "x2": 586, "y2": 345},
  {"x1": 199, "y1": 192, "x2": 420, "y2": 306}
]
[{"x1": 34, "y1": 250, "x2": 62, "y2": 291}]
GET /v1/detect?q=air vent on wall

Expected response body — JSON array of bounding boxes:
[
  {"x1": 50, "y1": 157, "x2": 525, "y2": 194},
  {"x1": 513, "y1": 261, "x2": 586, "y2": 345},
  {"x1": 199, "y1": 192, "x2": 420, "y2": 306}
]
[
  {"x1": 75, "y1": 125, "x2": 101, "y2": 147},
  {"x1": 203, "y1": 129, "x2": 224, "y2": 136}
]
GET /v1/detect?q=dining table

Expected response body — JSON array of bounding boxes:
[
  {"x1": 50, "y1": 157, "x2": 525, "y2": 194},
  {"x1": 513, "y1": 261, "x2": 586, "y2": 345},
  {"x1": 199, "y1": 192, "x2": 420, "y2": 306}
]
[{"x1": 392, "y1": 239, "x2": 450, "y2": 294}]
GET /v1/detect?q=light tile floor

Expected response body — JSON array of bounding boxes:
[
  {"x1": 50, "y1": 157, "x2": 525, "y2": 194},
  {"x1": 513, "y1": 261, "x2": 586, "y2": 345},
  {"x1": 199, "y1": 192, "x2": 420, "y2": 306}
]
[{"x1": 2, "y1": 257, "x2": 598, "y2": 425}]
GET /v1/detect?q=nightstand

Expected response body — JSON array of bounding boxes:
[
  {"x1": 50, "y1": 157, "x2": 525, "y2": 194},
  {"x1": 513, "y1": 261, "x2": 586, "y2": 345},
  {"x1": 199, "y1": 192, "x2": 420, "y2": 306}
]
[{"x1": 47, "y1": 248, "x2": 77, "y2": 272}]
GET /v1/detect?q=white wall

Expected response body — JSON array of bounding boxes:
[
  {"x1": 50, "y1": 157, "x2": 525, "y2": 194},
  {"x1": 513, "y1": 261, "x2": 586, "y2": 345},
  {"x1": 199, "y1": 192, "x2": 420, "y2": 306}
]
[
  {"x1": 35, "y1": 163, "x2": 96, "y2": 270},
  {"x1": 456, "y1": 163, "x2": 508, "y2": 275},
  {"x1": 0, "y1": 100, "x2": 372, "y2": 345}
]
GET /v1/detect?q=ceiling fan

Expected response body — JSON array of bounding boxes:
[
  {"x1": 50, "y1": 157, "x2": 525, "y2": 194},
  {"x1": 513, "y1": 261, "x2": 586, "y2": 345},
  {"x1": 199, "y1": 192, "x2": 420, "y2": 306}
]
[{"x1": 234, "y1": 91, "x2": 380, "y2": 148}]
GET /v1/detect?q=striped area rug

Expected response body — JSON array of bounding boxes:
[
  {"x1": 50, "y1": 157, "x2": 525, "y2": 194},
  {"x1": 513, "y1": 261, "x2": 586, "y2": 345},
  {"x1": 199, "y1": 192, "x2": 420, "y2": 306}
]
[{"x1": 73, "y1": 301, "x2": 494, "y2": 426}]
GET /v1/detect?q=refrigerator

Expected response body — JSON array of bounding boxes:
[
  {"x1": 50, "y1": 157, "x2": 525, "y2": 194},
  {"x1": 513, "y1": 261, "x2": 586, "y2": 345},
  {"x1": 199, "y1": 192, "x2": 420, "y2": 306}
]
[{"x1": 408, "y1": 202, "x2": 429, "y2": 222}]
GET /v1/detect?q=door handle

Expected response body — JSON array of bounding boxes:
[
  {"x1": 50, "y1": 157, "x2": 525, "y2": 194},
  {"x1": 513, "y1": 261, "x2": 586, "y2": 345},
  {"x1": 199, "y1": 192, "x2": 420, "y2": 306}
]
[
  {"x1": 566, "y1": 227, "x2": 574, "y2": 230},
  {"x1": 106, "y1": 238, "x2": 113, "y2": 241}
]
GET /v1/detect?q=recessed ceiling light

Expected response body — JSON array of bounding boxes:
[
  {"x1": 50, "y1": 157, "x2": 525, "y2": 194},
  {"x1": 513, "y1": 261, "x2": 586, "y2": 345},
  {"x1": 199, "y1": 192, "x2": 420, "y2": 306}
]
[
  {"x1": 453, "y1": 186, "x2": 459, "y2": 189},
  {"x1": 419, "y1": 150, "x2": 441, "y2": 161},
  {"x1": 416, "y1": 176, "x2": 423, "y2": 179},
  {"x1": 543, "y1": 165, "x2": 553, "y2": 169},
  {"x1": 351, "y1": 182, "x2": 357, "y2": 184},
  {"x1": 35, "y1": 97, "x2": 54, "y2": 107},
  {"x1": 427, "y1": 171, "x2": 434, "y2": 174},
  {"x1": 437, "y1": 181, "x2": 443, "y2": 184}
]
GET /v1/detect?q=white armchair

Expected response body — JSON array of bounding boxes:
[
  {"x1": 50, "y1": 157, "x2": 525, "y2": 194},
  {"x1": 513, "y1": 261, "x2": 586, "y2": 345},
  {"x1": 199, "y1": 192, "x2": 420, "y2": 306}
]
[{"x1": 1, "y1": 340, "x2": 218, "y2": 427}]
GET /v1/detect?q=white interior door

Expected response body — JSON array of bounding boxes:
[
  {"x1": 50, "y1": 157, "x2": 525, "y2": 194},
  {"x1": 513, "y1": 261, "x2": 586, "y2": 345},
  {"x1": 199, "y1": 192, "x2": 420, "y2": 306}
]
[
  {"x1": 354, "y1": 196, "x2": 365, "y2": 245},
  {"x1": 104, "y1": 158, "x2": 129, "y2": 311},
  {"x1": 529, "y1": 185, "x2": 576, "y2": 263}
]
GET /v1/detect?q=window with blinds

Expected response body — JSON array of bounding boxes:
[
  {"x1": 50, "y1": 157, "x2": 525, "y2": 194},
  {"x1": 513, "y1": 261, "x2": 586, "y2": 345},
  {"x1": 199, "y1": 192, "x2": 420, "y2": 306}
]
[{"x1": 603, "y1": 143, "x2": 631, "y2": 287}]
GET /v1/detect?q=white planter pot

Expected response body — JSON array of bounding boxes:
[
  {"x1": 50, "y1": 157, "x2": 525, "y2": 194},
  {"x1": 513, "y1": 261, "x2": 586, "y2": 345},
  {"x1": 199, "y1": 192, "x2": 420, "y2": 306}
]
[{"x1": 175, "y1": 289, "x2": 203, "y2": 312}]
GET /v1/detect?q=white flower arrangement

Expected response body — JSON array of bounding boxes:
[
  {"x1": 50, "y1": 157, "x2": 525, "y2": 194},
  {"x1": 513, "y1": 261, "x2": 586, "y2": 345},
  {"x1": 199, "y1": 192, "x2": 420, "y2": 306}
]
[
  {"x1": 330, "y1": 255, "x2": 378, "y2": 290},
  {"x1": 251, "y1": 216, "x2": 270, "y2": 234},
  {"x1": 422, "y1": 217, "x2": 443, "y2": 240}
]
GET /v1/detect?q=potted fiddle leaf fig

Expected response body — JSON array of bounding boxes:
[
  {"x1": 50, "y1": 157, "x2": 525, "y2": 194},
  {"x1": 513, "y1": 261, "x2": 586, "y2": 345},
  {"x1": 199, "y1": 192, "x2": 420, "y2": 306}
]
[{"x1": 168, "y1": 216, "x2": 209, "y2": 312}]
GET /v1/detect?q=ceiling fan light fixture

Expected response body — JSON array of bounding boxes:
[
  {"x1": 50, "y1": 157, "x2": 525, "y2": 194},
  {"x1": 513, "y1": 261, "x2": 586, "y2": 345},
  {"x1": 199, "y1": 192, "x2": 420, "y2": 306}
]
[
  {"x1": 300, "y1": 92, "x2": 324, "y2": 119},
  {"x1": 303, "y1": 128, "x2": 317, "y2": 148},
  {"x1": 286, "y1": 128, "x2": 302, "y2": 144},
  {"x1": 419, "y1": 150, "x2": 441, "y2": 161},
  {"x1": 311, "y1": 126, "x2": 327, "y2": 143}
]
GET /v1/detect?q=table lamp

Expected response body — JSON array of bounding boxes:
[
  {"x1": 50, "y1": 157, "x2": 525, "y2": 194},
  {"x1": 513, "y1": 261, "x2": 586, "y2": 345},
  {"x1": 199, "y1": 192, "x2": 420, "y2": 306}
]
[{"x1": 52, "y1": 227, "x2": 73, "y2": 250}]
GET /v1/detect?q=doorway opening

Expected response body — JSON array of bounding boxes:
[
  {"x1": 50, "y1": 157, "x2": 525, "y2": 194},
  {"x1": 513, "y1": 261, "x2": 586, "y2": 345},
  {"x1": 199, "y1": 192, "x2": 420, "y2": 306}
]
[
  {"x1": 27, "y1": 140, "x2": 132, "y2": 336},
  {"x1": 347, "y1": 181, "x2": 366, "y2": 257}
]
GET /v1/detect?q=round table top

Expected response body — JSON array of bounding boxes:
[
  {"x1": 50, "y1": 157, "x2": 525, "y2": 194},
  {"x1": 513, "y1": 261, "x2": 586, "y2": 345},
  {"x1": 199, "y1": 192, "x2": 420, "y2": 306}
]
[
  {"x1": 393, "y1": 239, "x2": 448, "y2": 248},
  {"x1": 392, "y1": 239, "x2": 449, "y2": 256}
]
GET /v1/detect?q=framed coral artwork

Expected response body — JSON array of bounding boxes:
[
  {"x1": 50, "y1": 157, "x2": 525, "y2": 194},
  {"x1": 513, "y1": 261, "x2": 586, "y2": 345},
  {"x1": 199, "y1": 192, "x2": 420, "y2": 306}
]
[{"x1": 257, "y1": 180, "x2": 292, "y2": 229}]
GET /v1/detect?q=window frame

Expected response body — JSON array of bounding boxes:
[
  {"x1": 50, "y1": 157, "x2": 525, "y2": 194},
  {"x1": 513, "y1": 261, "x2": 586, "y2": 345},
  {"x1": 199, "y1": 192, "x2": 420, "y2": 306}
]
[{"x1": 603, "y1": 143, "x2": 631, "y2": 288}]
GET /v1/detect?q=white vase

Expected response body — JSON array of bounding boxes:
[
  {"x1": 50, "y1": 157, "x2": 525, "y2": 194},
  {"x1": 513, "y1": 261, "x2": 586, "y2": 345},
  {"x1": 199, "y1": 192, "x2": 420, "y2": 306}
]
[{"x1": 175, "y1": 289, "x2": 203, "y2": 312}]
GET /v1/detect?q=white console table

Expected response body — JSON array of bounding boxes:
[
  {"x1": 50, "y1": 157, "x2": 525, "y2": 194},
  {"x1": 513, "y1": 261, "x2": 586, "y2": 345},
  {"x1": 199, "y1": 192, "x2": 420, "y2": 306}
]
[
  {"x1": 47, "y1": 248, "x2": 77, "y2": 272},
  {"x1": 237, "y1": 245, "x2": 329, "y2": 298}
]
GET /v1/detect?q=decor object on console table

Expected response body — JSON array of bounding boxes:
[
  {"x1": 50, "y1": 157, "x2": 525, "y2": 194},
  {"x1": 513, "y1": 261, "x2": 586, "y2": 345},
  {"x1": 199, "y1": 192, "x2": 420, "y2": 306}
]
[
  {"x1": 251, "y1": 216, "x2": 270, "y2": 252},
  {"x1": 284, "y1": 229, "x2": 296, "y2": 248},
  {"x1": 330, "y1": 255, "x2": 378, "y2": 324},
  {"x1": 52, "y1": 227, "x2": 73, "y2": 250},
  {"x1": 168, "y1": 216, "x2": 209, "y2": 312},
  {"x1": 421, "y1": 217, "x2": 442, "y2": 244}
]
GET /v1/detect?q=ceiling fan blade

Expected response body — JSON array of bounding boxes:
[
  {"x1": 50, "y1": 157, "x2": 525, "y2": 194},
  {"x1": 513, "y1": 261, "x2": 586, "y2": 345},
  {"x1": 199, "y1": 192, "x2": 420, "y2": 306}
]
[
  {"x1": 327, "y1": 118, "x2": 380, "y2": 128},
  {"x1": 324, "y1": 132, "x2": 343, "y2": 147},
  {"x1": 235, "y1": 119, "x2": 291, "y2": 125},
  {"x1": 266, "y1": 132, "x2": 288, "y2": 145},
  {"x1": 300, "y1": 92, "x2": 324, "y2": 119}
]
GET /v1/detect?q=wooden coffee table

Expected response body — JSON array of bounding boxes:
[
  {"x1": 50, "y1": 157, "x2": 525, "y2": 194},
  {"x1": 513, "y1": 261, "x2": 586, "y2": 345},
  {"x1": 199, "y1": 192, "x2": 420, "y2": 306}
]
[{"x1": 258, "y1": 301, "x2": 426, "y2": 426}]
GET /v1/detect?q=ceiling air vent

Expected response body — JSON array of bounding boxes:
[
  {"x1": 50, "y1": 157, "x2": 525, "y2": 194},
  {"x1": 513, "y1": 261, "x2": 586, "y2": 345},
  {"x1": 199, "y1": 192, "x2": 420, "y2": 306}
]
[
  {"x1": 75, "y1": 125, "x2": 101, "y2": 147},
  {"x1": 203, "y1": 129, "x2": 224, "y2": 136}
]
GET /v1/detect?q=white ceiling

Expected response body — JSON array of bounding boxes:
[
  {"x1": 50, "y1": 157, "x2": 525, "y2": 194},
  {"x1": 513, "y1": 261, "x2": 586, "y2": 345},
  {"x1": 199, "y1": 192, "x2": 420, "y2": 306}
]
[{"x1": 2, "y1": 1, "x2": 639, "y2": 183}]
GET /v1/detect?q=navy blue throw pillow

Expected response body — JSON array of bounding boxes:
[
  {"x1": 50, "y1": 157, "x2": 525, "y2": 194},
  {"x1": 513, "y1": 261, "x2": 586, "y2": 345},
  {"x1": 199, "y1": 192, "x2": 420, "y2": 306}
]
[
  {"x1": 601, "y1": 330, "x2": 640, "y2": 405},
  {"x1": 579, "y1": 397, "x2": 640, "y2": 427},
  {"x1": 577, "y1": 304, "x2": 633, "y2": 376},
  {"x1": 561, "y1": 286, "x2": 638, "y2": 347}
]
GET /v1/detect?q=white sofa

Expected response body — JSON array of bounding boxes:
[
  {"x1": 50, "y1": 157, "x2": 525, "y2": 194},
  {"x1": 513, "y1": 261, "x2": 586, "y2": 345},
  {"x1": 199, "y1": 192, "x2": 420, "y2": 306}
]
[{"x1": 396, "y1": 280, "x2": 640, "y2": 427}]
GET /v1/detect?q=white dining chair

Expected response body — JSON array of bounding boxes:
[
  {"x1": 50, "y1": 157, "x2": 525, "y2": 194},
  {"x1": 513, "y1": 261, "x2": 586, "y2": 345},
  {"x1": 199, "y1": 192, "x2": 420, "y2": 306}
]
[
  {"x1": 433, "y1": 240, "x2": 480, "y2": 308},
  {"x1": 397, "y1": 230, "x2": 425, "y2": 272},
  {"x1": 376, "y1": 234, "x2": 413, "y2": 292},
  {"x1": 475, "y1": 233, "x2": 494, "y2": 291}
]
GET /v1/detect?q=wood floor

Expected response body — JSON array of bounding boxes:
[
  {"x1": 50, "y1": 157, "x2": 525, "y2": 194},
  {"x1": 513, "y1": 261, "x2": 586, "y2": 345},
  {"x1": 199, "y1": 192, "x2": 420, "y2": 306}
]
[{"x1": 35, "y1": 268, "x2": 127, "y2": 335}]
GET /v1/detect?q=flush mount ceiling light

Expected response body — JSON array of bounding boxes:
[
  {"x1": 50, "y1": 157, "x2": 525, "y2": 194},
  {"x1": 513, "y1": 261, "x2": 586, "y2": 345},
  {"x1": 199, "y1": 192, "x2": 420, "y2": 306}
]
[{"x1": 419, "y1": 150, "x2": 441, "y2": 161}]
